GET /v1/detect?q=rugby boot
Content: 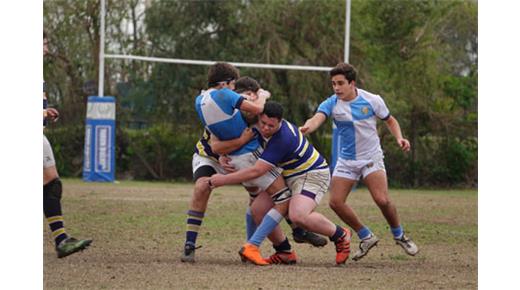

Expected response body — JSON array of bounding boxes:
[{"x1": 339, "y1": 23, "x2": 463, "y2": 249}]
[
  {"x1": 334, "y1": 227, "x2": 352, "y2": 265},
  {"x1": 293, "y1": 230, "x2": 328, "y2": 247},
  {"x1": 56, "y1": 237, "x2": 92, "y2": 258},
  {"x1": 395, "y1": 234, "x2": 419, "y2": 256},
  {"x1": 263, "y1": 251, "x2": 298, "y2": 265},
  {"x1": 180, "y1": 243, "x2": 200, "y2": 263},
  {"x1": 239, "y1": 243, "x2": 269, "y2": 266},
  {"x1": 352, "y1": 234, "x2": 379, "y2": 261}
]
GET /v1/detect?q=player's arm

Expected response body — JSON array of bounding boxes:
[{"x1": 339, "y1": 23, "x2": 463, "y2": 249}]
[
  {"x1": 237, "y1": 90, "x2": 268, "y2": 115},
  {"x1": 384, "y1": 115, "x2": 410, "y2": 152},
  {"x1": 299, "y1": 112, "x2": 327, "y2": 135},
  {"x1": 209, "y1": 128, "x2": 256, "y2": 155},
  {"x1": 209, "y1": 160, "x2": 273, "y2": 188}
]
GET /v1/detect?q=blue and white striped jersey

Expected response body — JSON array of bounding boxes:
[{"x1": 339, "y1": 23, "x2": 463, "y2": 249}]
[
  {"x1": 194, "y1": 88, "x2": 259, "y2": 156},
  {"x1": 318, "y1": 88, "x2": 390, "y2": 161}
]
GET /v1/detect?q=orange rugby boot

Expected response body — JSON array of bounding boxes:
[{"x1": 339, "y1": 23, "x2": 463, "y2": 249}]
[
  {"x1": 263, "y1": 250, "x2": 298, "y2": 265},
  {"x1": 239, "y1": 243, "x2": 269, "y2": 266},
  {"x1": 335, "y1": 227, "x2": 352, "y2": 265}
]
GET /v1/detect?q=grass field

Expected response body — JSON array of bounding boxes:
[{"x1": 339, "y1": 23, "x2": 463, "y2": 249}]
[{"x1": 44, "y1": 179, "x2": 477, "y2": 289}]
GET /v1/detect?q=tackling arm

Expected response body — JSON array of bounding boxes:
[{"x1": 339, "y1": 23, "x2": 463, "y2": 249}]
[
  {"x1": 209, "y1": 128, "x2": 256, "y2": 155},
  {"x1": 209, "y1": 160, "x2": 272, "y2": 188}
]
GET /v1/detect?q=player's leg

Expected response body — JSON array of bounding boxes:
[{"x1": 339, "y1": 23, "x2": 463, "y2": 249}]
[
  {"x1": 289, "y1": 196, "x2": 352, "y2": 265},
  {"x1": 329, "y1": 158, "x2": 379, "y2": 261},
  {"x1": 43, "y1": 135, "x2": 91, "y2": 258},
  {"x1": 182, "y1": 155, "x2": 218, "y2": 262},
  {"x1": 250, "y1": 191, "x2": 297, "y2": 264},
  {"x1": 287, "y1": 169, "x2": 352, "y2": 265},
  {"x1": 329, "y1": 176, "x2": 365, "y2": 231},
  {"x1": 240, "y1": 176, "x2": 290, "y2": 265},
  {"x1": 363, "y1": 169, "x2": 418, "y2": 256}
]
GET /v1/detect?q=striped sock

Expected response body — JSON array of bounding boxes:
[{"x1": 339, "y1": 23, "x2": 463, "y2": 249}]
[
  {"x1": 185, "y1": 210, "x2": 204, "y2": 246},
  {"x1": 46, "y1": 215, "x2": 68, "y2": 246},
  {"x1": 248, "y1": 208, "x2": 283, "y2": 247},
  {"x1": 391, "y1": 225, "x2": 404, "y2": 239},
  {"x1": 357, "y1": 226, "x2": 373, "y2": 240},
  {"x1": 245, "y1": 207, "x2": 257, "y2": 240}
]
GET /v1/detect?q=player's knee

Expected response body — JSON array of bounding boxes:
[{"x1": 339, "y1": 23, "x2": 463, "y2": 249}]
[
  {"x1": 43, "y1": 178, "x2": 62, "y2": 200},
  {"x1": 288, "y1": 209, "x2": 306, "y2": 227},
  {"x1": 374, "y1": 196, "x2": 391, "y2": 208},
  {"x1": 194, "y1": 178, "x2": 211, "y2": 196},
  {"x1": 329, "y1": 197, "x2": 344, "y2": 211}
]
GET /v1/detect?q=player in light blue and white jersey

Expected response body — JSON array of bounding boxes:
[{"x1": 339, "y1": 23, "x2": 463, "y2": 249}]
[
  {"x1": 210, "y1": 101, "x2": 353, "y2": 266},
  {"x1": 300, "y1": 63, "x2": 418, "y2": 260}
]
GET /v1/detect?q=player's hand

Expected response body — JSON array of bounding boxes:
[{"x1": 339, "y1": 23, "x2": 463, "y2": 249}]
[
  {"x1": 240, "y1": 128, "x2": 256, "y2": 143},
  {"x1": 397, "y1": 138, "x2": 411, "y2": 152},
  {"x1": 299, "y1": 125, "x2": 309, "y2": 135},
  {"x1": 46, "y1": 108, "x2": 60, "y2": 122},
  {"x1": 258, "y1": 89, "x2": 271, "y2": 100},
  {"x1": 209, "y1": 174, "x2": 224, "y2": 188},
  {"x1": 219, "y1": 155, "x2": 236, "y2": 172}
]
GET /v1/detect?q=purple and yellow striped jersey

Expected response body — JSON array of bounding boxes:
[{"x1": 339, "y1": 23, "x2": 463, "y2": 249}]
[{"x1": 259, "y1": 120, "x2": 328, "y2": 179}]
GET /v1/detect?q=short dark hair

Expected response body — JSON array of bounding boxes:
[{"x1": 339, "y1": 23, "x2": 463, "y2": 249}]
[
  {"x1": 330, "y1": 63, "x2": 357, "y2": 83},
  {"x1": 262, "y1": 101, "x2": 284, "y2": 121},
  {"x1": 207, "y1": 62, "x2": 240, "y2": 87},
  {"x1": 235, "y1": 76, "x2": 260, "y2": 94}
]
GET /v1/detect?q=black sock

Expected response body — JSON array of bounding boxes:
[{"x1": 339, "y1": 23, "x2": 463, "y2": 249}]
[
  {"x1": 329, "y1": 225, "x2": 345, "y2": 242},
  {"x1": 273, "y1": 238, "x2": 292, "y2": 253},
  {"x1": 44, "y1": 178, "x2": 68, "y2": 246}
]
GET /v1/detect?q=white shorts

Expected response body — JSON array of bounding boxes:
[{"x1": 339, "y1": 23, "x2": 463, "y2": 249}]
[
  {"x1": 333, "y1": 152, "x2": 386, "y2": 181},
  {"x1": 228, "y1": 149, "x2": 281, "y2": 192},
  {"x1": 286, "y1": 168, "x2": 330, "y2": 205},
  {"x1": 191, "y1": 153, "x2": 226, "y2": 175},
  {"x1": 43, "y1": 134, "x2": 56, "y2": 169}
]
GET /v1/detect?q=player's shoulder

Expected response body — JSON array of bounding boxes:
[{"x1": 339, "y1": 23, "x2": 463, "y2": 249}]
[
  {"x1": 318, "y1": 94, "x2": 338, "y2": 110},
  {"x1": 217, "y1": 87, "x2": 239, "y2": 97},
  {"x1": 324, "y1": 94, "x2": 338, "y2": 103},
  {"x1": 279, "y1": 120, "x2": 300, "y2": 138},
  {"x1": 358, "y1": 88, "x2": 384, "y2": 104}
]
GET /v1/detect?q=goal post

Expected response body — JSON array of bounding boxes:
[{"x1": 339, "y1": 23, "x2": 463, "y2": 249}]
[{"x1": 83, "y1": 0, "x2": 351, "y2": 182}]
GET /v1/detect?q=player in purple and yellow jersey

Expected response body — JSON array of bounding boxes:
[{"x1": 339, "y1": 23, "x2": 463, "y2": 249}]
[{"x1": 210, "y1": 101, "x2": 352, "y2": 265}]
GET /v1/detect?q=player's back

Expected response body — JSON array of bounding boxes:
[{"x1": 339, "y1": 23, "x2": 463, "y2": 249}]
[{"x1": 194, "y1": 88, "x2": 259, "y2": 155}]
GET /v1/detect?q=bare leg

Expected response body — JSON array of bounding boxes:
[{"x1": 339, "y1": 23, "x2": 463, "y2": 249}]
[
  {"x1": 328, "y1": 176, "x2": 365, "y2": 232},
  {"x1": 363, "y1": 170, "x2": 400, "y2": 228}
]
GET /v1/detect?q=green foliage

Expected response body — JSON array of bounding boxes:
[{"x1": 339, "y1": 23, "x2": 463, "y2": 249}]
[
  {"x1": 44, "y1": 0, "x2": 477, "y2": 187},
  {"x1": 119, "y1": 123, "x2": 197, "y2": 180}
]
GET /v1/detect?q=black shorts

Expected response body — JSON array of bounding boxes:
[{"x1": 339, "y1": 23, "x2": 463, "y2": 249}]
[{"x1": 193, "y1": 165, "x2": 217, "y2": 181}]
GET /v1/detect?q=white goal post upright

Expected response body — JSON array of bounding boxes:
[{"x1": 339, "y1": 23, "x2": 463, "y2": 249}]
[{"x1": 86, "y1": 0, "x2": 351, "y2": 181}]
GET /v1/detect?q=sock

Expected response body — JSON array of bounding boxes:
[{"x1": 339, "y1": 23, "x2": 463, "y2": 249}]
[
  {"x1": 245, "y1": 207, "x2": 257, "y2": 240},
  {"x1": 329, "y1": 225, "x2": 345, "y2": 242},
  {"x1": 273, "y1": 238, "x2": 292, "y2": 253},
  {"x1": 248, "y1": 208, "x2": 283, "y2": 247},
  {"x1": 285, "y1": 218, "x2": 305, "y2": 236},
  {"x1": 43, "y1": 178, "x2": 68, "y2": 246},
  {"x1": 357, "y1": 226, "x2": 373, "y2": 240},
  {"x1": 185, "y1": 210, "x2": 204, "y2": 246},
  {"x1": 391, "y1": 225, "x2": 404, "y2": 239}
]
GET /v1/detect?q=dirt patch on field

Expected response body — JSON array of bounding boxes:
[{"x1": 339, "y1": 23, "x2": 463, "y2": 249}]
[{"x1": 44, "y1": 180, "x2": 477, "y2": 289}]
